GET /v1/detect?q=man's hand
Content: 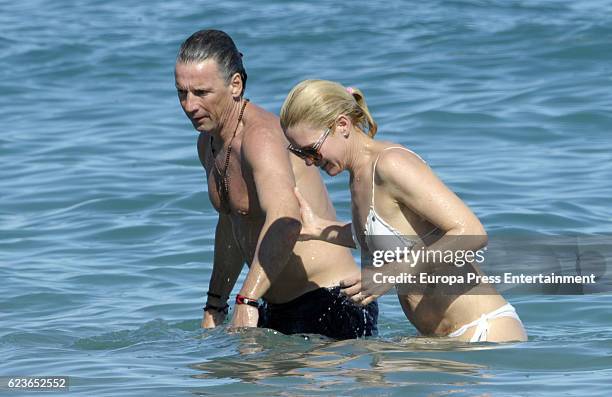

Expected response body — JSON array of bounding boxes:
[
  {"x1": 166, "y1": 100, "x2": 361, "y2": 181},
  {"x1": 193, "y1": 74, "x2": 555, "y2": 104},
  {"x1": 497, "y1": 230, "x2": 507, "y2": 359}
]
[
  {"x1": 231, "y1": 304, "x2": 259, "y2": 328},
  {"x1": 201, "y1": 309, "x2": 226, "y2": 328}
]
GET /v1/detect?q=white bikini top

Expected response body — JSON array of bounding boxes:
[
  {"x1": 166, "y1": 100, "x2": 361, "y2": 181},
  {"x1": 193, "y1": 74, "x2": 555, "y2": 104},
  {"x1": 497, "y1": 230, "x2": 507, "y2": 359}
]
[{"x1": 354, "y1": 147, "x2": 436, "y2": 253}]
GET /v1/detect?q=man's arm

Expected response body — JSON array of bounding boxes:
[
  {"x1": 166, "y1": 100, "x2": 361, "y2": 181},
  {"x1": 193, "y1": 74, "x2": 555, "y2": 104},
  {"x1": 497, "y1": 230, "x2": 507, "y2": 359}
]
[
  {"x1": 202, "y1": 212, "x2": 245, "y2": 328},
  {"x1": 196, "y1": 133, "x2": 245, "y2": 328},
  {"x1": 231, "y1": 127, "x2": 302, "y2": 327}
]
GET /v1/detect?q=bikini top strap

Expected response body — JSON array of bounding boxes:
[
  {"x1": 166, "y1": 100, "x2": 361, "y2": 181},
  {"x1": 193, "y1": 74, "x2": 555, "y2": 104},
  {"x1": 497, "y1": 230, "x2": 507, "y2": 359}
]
[{"x1": 371, "y1": 147, "x2": 426, "y2": 207}]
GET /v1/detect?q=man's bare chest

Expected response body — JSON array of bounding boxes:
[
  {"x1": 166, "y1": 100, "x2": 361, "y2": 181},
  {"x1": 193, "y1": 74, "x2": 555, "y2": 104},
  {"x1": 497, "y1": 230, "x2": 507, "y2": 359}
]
[{"x1": 204, "y1": 142, "x2": 259, "y2": 216}]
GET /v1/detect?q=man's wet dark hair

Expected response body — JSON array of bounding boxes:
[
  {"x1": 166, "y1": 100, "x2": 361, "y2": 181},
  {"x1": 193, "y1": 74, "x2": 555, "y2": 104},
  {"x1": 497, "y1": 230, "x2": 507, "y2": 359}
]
[{"x1": 177, "y1": 29, "x2": 247, "y2": 96}]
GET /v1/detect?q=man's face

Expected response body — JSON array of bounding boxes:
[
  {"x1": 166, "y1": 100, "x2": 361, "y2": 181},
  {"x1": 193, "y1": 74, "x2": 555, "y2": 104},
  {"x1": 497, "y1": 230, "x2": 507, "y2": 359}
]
[{"x1": 175, "y1": 60, "x2": 233, "y2": 133}]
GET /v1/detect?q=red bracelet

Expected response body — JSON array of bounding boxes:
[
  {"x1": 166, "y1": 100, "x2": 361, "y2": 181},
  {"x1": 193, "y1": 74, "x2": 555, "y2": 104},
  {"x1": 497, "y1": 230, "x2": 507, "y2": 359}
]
[{"x1": 235, "y1": 294, "x2": 260, "y2": 308}]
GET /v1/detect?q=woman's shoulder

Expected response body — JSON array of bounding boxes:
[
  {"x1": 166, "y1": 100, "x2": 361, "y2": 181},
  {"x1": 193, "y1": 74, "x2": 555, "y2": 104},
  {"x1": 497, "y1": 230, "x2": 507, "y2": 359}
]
[
  {"x1": 376, "y1": 142, "x2": 426, "y2": 167},
  {"x1": 373, "y1": 143, "x2": 428, "y2": 183}
]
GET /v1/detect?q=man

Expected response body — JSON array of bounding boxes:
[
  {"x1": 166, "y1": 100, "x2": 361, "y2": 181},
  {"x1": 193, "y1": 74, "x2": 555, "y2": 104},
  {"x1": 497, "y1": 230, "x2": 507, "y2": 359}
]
[{"x1": 174, "y1": 29, "x2": 377, "y2": 339}]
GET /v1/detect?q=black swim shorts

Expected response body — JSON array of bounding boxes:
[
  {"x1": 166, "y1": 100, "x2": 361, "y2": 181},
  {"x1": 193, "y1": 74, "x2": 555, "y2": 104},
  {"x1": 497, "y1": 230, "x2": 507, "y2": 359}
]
[{"x1": 258, "y1": 286, "x2": 378, "y2": 340}]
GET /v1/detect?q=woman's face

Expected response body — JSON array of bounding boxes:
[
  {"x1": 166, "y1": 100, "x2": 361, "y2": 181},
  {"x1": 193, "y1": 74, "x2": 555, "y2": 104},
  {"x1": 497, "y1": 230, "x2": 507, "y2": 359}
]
[{"x1": 285, "y1": 122, "x2": 346, "y2": 176}]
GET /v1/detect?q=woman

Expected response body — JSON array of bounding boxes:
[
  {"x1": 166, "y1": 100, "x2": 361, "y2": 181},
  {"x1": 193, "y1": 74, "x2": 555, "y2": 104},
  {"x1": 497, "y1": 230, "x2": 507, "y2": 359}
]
[{"x1": 279, "y1": 79, "x2": 527, "y2": 342}]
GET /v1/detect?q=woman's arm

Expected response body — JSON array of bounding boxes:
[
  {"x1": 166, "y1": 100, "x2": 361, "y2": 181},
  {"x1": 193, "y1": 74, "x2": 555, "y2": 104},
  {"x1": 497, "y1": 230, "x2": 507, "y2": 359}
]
[
  {"x1": 294, "y1": 187, "x2": 356, "y2": 248},
  {"x1": 377, "y1": 148, "x2": 487, "y2": 243},
  {"x1": 342, "y1": 148, "x2": 488, "y2": 305}
]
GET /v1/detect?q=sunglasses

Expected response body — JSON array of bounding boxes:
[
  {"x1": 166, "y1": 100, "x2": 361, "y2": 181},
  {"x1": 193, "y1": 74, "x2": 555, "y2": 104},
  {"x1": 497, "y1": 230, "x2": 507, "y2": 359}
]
[{"x1": 287, "y1": 127, "x2": 332, "y2": 162}]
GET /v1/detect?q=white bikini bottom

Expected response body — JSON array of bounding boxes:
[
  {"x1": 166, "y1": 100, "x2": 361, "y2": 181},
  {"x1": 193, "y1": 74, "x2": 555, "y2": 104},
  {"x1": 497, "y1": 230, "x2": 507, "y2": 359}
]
[{"x1": 447, "y1": 303, "x2": 523, "y2": 342}]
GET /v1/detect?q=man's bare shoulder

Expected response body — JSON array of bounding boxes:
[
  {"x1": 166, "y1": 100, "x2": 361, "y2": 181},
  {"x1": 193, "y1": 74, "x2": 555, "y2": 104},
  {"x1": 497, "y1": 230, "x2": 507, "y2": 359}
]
[{"x1": 241, "y1": 102, "x2": 288, "y2": 165}]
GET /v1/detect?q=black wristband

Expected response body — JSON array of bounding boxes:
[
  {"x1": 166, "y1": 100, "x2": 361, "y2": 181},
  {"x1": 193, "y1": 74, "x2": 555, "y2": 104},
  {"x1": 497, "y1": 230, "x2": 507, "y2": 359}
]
[
  {"x1": 207, "y1": 291, "x2": 224, "y2": 300},
  {"x1": 204, "y1": 303, "x2": 229, "y2": 314}
]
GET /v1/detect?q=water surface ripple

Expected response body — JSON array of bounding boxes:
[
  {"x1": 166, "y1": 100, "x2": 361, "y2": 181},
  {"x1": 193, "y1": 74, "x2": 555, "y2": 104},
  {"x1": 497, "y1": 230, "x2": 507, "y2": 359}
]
[{"x1": 1, "y1": 1, "x2": 611, "y2": 395}]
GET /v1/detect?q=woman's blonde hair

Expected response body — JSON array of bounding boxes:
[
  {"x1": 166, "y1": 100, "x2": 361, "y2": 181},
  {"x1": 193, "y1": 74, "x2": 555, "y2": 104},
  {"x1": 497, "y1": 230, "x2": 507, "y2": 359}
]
[{"x1": 280, "y1": 79, "x2": 378, "y2": 138}]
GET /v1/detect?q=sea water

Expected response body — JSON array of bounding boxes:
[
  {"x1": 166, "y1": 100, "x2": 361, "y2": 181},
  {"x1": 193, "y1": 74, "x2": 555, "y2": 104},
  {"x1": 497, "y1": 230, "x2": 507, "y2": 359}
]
[{"x1": 1, "y1": 1, "x2": 611, "y2": 395}]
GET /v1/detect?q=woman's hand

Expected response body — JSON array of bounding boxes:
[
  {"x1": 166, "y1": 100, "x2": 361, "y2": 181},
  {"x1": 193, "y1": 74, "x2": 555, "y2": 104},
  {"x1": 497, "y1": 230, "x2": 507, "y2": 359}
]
[
  {"x1": 340, "y1": 269, "x2": 394, "y2": 306},
  {"x1": 294, "y1": 187, "x2": 324, "y2": 241}
]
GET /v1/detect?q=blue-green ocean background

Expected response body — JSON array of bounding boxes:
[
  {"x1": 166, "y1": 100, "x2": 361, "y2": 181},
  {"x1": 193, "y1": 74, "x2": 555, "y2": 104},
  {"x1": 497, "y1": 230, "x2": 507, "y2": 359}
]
[{"x1": 1, "y1": 0, "x2": 611, "y2": 395}]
